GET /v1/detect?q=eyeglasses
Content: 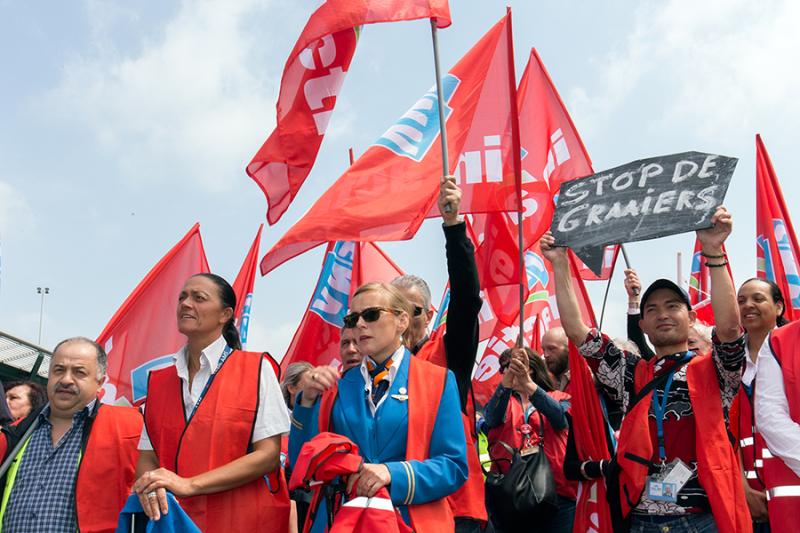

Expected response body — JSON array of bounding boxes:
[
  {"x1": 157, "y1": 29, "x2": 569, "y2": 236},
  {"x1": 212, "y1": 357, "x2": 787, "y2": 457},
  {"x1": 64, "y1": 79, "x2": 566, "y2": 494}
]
[
  {"x1": 413, "y1": 305, "x2": 425, "y2": 317},
  {"x1": 343, "y1": 307, "x2": 398, "y2": 328}
]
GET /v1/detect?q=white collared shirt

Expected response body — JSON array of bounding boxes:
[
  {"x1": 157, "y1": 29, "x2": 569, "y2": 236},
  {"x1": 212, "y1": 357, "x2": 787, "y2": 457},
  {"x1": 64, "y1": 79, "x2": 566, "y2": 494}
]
[
  {"x1": 755, "y1": 334, "x2": 800, "y2": 477},
  {"x1": 138, "y1": 336, "x2": 290, "y2": 450},
  {"x1": 360, "y1": 344, "x2": 405, "y2": 416},
  {"x1": 742, "y1": 343, "x2": 758, "y2": 387}
]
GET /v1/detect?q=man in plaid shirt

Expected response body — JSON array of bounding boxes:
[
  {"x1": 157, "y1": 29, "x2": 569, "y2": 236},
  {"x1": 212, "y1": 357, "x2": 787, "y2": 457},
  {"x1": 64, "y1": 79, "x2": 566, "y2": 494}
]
[
  {"x1": 0, "y1": 337, "x2": 142, "y2": 533},
  {"x1": 541, "y1": 206, "x2": 749, "y2": 532}
]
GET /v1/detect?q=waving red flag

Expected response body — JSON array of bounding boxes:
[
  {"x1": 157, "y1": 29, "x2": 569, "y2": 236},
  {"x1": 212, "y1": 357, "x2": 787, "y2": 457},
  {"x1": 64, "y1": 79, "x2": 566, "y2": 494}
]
[
  {"x1": 282, "y1": 241, "x2": 404, "y2": 371},
  {"x1": 232, "y1": 224, "x2": 263, "y2": 349},
  {"x1": 756, "y1": 134, "x2": 800, "y2": 320},
  {"x1": 97, "y1": 224, "x2": 210, "y2": 405},
  {"x1": 568, "y1": 341, "x2": 613, "y2": 533},
  {"x1": 260, "y1": 13, "x2": 518, "y2": 275},
  {"x1": 247, "y1": 0, "x2": 451, "y2": 225}
]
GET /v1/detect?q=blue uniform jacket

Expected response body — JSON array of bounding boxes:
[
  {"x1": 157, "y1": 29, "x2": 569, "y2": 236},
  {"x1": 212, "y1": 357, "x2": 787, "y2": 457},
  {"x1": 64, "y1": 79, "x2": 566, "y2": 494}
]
[{"x1": 289, "y1": 350, "x2": 468, "y2": 528}]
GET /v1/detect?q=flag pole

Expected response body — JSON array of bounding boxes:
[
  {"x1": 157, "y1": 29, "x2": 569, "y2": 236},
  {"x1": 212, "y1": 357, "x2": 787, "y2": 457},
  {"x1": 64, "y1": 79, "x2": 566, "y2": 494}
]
[
  {"x1": 348, "y1": 147, "x2": 355, "y2": 166},
  {"x1": 597, "y1": 250, "x2": 620, "y2": 333},
  {"x1": 430, "y1": 20, "x2": 450, "y2": 182},
  {"x1": 502, "y1": 7, "x2": 525, "y2": 346}
]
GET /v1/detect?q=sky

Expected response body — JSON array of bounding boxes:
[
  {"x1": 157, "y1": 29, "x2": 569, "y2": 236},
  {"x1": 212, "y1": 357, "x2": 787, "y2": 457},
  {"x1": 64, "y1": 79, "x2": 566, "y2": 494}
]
[{"x1": 1, "y1": 0, "x2": 799, "y2": 360}]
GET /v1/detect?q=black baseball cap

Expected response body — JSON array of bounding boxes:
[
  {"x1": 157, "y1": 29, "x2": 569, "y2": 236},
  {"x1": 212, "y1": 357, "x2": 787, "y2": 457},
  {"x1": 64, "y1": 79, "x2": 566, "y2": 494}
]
[{"x1": 639, "y1": 279, "x2": 692, "y2": 315}]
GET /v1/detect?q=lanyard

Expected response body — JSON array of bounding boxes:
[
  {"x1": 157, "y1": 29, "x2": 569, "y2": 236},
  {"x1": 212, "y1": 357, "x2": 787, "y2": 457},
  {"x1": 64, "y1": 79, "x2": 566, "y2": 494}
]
[
  {"x1": 599, "y1": 395, "x2": 617, "y2": 452},
  {"x1": 651, "y1": 353, "x2": 692, "y2": 461},
  {"x1": 186, "y1": 345, "x2": 233, "y2": 423}
]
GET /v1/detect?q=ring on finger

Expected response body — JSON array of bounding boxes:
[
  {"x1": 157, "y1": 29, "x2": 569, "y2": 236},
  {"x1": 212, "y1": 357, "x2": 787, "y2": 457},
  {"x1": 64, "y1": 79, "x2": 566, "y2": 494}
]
[{"x1": 147, "y1": 491, "x2": 157, "y2": 499}]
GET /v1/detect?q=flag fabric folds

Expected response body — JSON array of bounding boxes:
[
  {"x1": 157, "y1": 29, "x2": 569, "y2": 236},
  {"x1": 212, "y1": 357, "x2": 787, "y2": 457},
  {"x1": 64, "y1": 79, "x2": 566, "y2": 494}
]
[
  {"x1": 247, "y1": 0, "x2": 451, "y2": 225},
  {"x1": 232, "y1": 224, "x2": 264, "y2": 349},
  {"x1": 281, "y1": 241, "x2": 404, "y2": 371},
  {"x1": 97, "y1": 224, "x2": 210, "y2": 405},
  {"x1": 756, "y1": 134, "x2": 800, "y2": 320},
  {"x1": 260, "y1": 13, "x2": 518, "y2": 275}
]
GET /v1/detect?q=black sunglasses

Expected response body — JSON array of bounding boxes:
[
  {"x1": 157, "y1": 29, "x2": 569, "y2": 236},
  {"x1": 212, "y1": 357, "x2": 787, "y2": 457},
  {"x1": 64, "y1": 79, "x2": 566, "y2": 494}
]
[
  {"x1": 413, "y1": 305, "x2": 425, "y2": 317},
  {"x1": 343, "y1": 307, "x2": 398, "y2": 328}
]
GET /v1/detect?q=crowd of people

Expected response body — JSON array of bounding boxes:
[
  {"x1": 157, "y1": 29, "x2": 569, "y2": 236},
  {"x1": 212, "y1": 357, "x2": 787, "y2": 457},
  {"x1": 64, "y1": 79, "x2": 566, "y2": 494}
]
[{"x1": 0, "y1": 176, "x2": 798, "y2": 533}]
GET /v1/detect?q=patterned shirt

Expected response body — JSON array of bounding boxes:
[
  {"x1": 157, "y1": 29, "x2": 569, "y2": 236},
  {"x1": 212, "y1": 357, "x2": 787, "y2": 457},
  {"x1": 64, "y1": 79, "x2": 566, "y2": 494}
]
[
  {"x1": 3, "y1": 401, "x2": 95, "y2": 533},
  {"x1": 579, "y1": 329, "x2": 745, "y2": 515}
]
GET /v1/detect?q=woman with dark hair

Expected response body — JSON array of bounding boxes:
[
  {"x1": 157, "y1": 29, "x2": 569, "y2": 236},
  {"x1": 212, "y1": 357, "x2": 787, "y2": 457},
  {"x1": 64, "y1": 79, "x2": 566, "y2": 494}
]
[
  {"x1": 132, "y1": 273, "x2": 291, "y2": 532},
  {"x1": 736, "y1": 277, "x2": 788, "y2": 531},
  {"x1": 482, "y1": 346, "x2": 576, "y2": 533},
  {"x1": 4, "y1": 380, "x2": 47, "y2": 423},
  {"x1": 289, "y1": 282, "x2": 468, "y2": 532}
]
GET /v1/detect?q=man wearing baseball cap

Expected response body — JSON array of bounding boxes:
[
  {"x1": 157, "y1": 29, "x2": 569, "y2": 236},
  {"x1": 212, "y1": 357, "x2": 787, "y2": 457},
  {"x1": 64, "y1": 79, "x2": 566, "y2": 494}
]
[{"x1": 540, "y1": 206, "x2": 749, "y2": 533}]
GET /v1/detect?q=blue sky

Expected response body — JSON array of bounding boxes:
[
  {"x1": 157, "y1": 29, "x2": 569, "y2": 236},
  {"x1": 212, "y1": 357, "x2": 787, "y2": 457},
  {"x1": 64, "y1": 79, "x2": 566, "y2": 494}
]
[{"x1": 2, "y1": 0, "x2": 799, "y2": 358}]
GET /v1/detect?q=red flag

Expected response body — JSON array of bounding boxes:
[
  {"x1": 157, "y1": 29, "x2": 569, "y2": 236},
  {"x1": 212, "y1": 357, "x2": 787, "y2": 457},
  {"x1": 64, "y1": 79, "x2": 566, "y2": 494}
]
[
  {"x1": 97, "y1": 224, "x2": 210, "y2": 405},
  {"x1": 574, "y1": 246, "x2": 619, "y2": 281},
  {"x1": 568, "y1": 342, "x2": 613, "y2": 533},
  {"x1": 531, "y1": 314, "x2": 542, "y2": 354},
  {"x1": 260, "y1": 14, "x2": 518, "y2": 275},
  {"x1": 247, "y1": 1, "x2": 451, "y2": 225},
  {"x1": 232, "y1": 225, "x2": 263, "y2": 349},
  {"x1": 281, "y1": 241, "x2": 404, "y2": 371},
  {"x1": 756, "y1": 134, "x2": 800, "y2": 320}
]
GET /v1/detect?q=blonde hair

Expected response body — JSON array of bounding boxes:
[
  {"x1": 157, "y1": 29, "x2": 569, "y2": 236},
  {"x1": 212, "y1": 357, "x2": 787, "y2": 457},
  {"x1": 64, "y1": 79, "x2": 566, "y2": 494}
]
[{"x1": 352, "y1": 282, "x2": 413, "y2": 345}]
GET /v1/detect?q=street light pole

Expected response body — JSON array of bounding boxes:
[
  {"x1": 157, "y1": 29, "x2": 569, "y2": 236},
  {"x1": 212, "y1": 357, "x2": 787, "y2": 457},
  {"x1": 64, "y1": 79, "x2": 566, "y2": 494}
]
[{"x1": 36, "y1": 286, "x2": 49, "y2": 346}]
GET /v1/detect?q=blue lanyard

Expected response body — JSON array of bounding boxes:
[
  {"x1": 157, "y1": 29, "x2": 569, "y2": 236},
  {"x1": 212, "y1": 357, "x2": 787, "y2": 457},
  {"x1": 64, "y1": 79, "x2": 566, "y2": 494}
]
[
  {"x1": 599, "y1": 395, "x2": 617, "y2": 452},
  {"x1": 652, "y1": 353, "x2": 692, "y2": 461},
  {"x1": 186, "y1": 345, "x2": 233, "y2": 423}
]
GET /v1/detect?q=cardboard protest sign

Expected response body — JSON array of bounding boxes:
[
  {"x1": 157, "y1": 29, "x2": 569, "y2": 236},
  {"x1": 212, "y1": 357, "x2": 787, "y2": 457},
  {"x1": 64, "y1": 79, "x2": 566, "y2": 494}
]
[{"x1": 550, "y1": 151, "x2": 737, "y2": 275}]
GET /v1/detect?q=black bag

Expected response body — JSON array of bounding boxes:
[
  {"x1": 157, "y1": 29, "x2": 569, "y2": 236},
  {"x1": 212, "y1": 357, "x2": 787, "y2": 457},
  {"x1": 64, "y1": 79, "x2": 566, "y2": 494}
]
[{"x1": 484, "y1": 413, "x2": 558, "y2": 532}]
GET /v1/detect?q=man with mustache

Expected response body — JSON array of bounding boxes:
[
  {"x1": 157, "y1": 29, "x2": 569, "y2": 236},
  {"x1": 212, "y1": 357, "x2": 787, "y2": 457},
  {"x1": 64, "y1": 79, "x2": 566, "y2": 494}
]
[{"x1": 0, "y1": 337, "x2": 142, "y2": 533}]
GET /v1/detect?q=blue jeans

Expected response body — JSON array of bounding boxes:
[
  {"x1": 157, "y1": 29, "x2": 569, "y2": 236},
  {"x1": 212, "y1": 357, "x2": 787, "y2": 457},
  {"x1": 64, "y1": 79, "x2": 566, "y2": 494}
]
[
  {"x1": 538, "y1": 496, "x2": 575, "y2": 533},
  {"x1": 630, "y1": 513, "x2": 717, "y2": 533}
]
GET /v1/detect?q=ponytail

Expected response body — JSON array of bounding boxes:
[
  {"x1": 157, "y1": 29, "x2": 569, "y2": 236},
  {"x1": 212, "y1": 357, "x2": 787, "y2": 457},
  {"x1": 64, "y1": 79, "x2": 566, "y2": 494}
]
[{"x1": 223, "y1": 319, "x2": 242, "y2": 350}]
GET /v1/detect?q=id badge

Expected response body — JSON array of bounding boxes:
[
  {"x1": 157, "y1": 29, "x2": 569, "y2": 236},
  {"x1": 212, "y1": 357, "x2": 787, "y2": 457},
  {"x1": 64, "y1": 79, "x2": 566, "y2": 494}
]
[
  {"x1": 661, "y1": 458, "x2": 693, "y2": 493},
  {"x1": 520, "y1": 444, "x2": 540, "y2": 457},
  {"x1": 646, "y1": 477, "x2": 678, "y2": 502}
]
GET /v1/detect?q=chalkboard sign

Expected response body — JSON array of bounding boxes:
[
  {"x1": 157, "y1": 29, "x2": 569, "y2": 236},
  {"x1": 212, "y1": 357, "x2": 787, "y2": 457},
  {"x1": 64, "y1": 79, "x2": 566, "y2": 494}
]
[{"x1": 550, "y1": 151, "x2": 737, "y2": 276}]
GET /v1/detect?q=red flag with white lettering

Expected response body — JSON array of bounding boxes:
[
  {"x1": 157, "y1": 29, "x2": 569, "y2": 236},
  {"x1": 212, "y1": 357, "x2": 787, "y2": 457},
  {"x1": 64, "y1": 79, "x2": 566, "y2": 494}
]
[
  {"x1": 247, "y1": 1, "x2": 451, "y2": 225},
  {"x1": 232, "y1": 225, "x2": 263, "y2": 349},
  {"x1": 97, "y1": 224, "x2": 210, "y2": 405},
  {"x1": 756, "y1": 134, "x2": 800, "y2": 320},
  {"x1": 260, "y1": 13, "x2": 518, "y2": 275},
  {"x1": 281, "y1": 241, "x2": 404, "y2": 371}
]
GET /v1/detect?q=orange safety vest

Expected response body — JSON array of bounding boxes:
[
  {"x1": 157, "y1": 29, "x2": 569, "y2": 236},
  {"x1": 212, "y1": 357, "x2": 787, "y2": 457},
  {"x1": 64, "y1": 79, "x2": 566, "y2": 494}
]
[
  {"x1": 486, "y1": 389, "x2": 577, "y2": 500},
  {"x1": 763, "y1": 323, "x2": 800, "y2": 532},
  {"x1": 415, "y1": 334, "x2": 488, "y2": 524},
  {"x1": 0, "y1": 403, "x2": 142, "y2": 533},
  {"x1": 144, "y1": 350, "x2": 290, "y2": 533},
  {"x1": 614, "y1": 354, "x2": 750, "y2": 533},
  {"x1": 319, "y1": 355, "x2": 455, "y2": 533},
  {"x1": 734, "y1": 387, "x2": 767, "y2": 491}
]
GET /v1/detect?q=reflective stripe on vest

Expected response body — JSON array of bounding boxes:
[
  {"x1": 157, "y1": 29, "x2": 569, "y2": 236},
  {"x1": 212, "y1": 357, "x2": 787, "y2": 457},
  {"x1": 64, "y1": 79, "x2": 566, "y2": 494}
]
[
  {"x1": 767, "y1": 485, "x2": 800, "y2": 499},
  {"x1": 740, "y1": 437, "x2": 755, "y2": 447},
  {"x1": 745, "y1": 471, "x2": 758, "y2": 479},
  {"x1": 342, "y1": 497, "x2": 395, "y2": 511},
  {"x1": 0, "y1": 435, "x2": 33, "y2": 532},
  {"x1": 763, "y1": 449, "x2": 774, "y2": 459}
]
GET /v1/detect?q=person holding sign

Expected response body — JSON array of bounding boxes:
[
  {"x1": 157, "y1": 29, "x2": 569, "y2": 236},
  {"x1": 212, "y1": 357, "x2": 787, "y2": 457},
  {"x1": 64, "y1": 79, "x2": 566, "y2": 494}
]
[
  {"x1": 540, "y1": 206, "x2": 750, "y2": 533},
  {"x1": 133, "y1": 274, "x2": 291, "y2": 532}
]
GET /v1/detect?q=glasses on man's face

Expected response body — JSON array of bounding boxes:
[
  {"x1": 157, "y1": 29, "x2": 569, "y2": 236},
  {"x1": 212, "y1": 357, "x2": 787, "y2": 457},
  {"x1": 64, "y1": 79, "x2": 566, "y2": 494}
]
[
  {"x1": 343, "y1": 307, "x2": 397, "y2": 328},
  {"x1": 413, "y1": 305, "x2": 425, "y2": 317}
]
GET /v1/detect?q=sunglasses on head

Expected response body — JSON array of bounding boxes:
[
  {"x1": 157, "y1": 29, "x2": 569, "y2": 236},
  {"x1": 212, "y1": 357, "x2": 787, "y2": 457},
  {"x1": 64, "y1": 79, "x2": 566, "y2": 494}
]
[{"x1": 343, "y1": 307, "x2": 398, "y2": 328}]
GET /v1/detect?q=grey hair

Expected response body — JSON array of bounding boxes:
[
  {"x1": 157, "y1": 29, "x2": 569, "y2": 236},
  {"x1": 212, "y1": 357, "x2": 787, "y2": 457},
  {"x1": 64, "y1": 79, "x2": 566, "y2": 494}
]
[
  {"x1": 391, "y1": 275, "x2": 432, "y2": 310},
  {"x1": 613, "y1": 338, "x2": 641, "y2": 356},
  {"x1": 281, "y1": 362, "x2": 313, "y2": 408},
  {"x1": 690, "y1": 323, "x2": 713, "y2": 341},
  {"x1": 52, "y1": 337, "x2": 108, "y2": 379}
]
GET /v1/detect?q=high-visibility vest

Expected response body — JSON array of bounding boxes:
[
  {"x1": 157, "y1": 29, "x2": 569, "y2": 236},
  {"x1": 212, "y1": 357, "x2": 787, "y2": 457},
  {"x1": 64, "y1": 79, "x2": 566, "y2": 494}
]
[
  {"x1": 0, "y1": 404, "x2": 142, "y2": 533},
  {"x1": 763, "y1": 323, "x2": 800, "y2": 532},
  {"x1": 415, "y1": 334, "x2": 488, "y2": 523},
  {"x1": 319, "y1": 355, "x2": 456, "y2": 533},
  {"x1": 145, "y1": 350, "x2": 290, "y2": 533},
  {"x1": 734, "y1": 386, "x2": 767, "y2": 491},
  {"x1": 614, "y1": 354, "x2": 750, "y2": 533}
]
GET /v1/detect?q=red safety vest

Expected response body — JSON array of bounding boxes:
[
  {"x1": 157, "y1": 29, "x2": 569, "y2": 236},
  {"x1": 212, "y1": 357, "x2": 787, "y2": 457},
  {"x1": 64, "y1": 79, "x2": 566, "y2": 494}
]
[
  {"x1": 319, "y1": 355, "x2": 456, "y2": 533},
  {"x1": 144, "y1": 350, "x2": 290, "y2": 533},
  {"x1": 0, "y1": 403, "x2": 142, "y2": 533},
  {"x1": 734, "y1": 387, "x2": 767, "y2": 491},
  {"x1": 415, "y1": 334, "x2": 488, "y2": 524},
  {"x1": 763, "y1": 323, "x2": 800, "y2": 532},
  {"x1": 614, "y1": 354, "x2": 750, "y2": 533},
  {"x1": 486, "y1": 390, "x2": 577, "y2": 500}
]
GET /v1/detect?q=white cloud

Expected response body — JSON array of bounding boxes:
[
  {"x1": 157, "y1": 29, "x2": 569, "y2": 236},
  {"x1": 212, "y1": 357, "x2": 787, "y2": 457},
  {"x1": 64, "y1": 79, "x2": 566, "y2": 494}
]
[
  {"x1": 0, "y1": 180, "x2": 35, "y2": 240},
  {"x1": 568, "y1": 0, "x2": 800, "y2": 143},
  {"x1": 42, "y1": 0, "x2": 278, "y2": 192}
]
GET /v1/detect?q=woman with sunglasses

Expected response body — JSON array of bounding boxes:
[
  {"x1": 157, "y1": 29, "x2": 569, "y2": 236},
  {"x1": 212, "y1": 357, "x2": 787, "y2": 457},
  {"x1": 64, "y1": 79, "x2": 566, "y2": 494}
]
[
  {"x1": 132, "y1": 274, "x2": 291, "y2": 532},
  {"x1": 482, "y1": 346, "x2": 576, "y2": 533},
  {"x1": 289, "y1": 282, "x2": 468, "y2": 532}
]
